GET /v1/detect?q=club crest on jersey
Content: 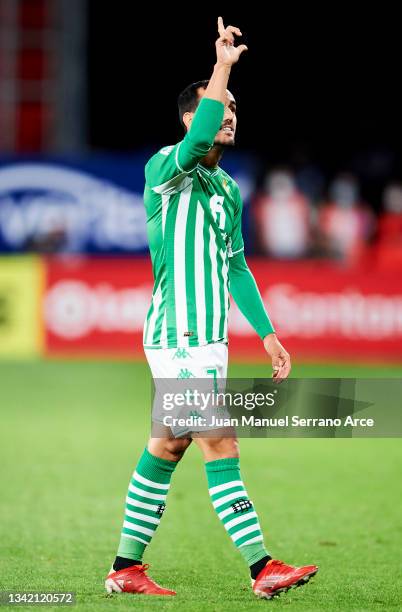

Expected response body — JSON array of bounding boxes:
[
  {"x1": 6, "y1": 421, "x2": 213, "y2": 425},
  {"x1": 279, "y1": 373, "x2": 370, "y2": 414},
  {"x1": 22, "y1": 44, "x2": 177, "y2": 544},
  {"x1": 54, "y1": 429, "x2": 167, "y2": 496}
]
[{"x1": 221, "y1": 178, "x2": 231, "y2": 194}]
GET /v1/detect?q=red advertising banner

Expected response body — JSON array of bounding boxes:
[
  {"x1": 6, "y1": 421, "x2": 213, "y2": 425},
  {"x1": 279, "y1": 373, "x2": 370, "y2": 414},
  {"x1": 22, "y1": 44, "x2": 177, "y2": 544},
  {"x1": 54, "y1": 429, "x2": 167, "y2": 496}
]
[
  {"x1": 44, "y1": 258, "x2": 152, "y2": 356},
  {"x1": 43, "y1": 257, "x2": 402, "y2": 361},
  {"x1": 231, "y1": 260, "x2": 402, "y2": 361}
]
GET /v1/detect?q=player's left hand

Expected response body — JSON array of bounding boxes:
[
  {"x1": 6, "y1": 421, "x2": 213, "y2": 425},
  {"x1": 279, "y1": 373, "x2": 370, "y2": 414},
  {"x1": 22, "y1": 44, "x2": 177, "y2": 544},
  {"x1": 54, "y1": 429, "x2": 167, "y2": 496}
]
[{"x1": 263, "y1": 333, "x2": 291, "y2": 383}]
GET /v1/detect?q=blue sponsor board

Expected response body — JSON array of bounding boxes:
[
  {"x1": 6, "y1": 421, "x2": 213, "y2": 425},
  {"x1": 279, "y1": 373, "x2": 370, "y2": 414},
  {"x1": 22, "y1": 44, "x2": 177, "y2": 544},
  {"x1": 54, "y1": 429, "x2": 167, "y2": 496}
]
[{"x1": 0, "y1": 152, "x2": 255, "y2": 254}]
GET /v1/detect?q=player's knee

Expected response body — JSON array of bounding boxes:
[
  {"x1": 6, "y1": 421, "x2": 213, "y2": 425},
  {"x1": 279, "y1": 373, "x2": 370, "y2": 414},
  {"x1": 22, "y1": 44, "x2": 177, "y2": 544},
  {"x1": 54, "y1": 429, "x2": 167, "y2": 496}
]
[
  {"x1": 165, "y1": 439, "x2": 191, "y2": 461},
  {"x1": 213, "y1": 437, "x2": 239, "y2": 458},
  {"x1": 164, "y1": 438, "x2": 192, "y2": 461},
  {"x1": 198, "y1": 437, "x2": 239, "y2": 460},
  {"x1": 148, "y1": 437, "x2": 191, "y2": 462}
]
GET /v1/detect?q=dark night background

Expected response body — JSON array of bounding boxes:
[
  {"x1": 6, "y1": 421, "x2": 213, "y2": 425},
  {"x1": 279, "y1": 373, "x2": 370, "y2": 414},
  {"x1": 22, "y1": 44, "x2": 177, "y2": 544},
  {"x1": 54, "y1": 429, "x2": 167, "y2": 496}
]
[{"x1": 88, "y1": 4, "x2": 401, "y2": 204}]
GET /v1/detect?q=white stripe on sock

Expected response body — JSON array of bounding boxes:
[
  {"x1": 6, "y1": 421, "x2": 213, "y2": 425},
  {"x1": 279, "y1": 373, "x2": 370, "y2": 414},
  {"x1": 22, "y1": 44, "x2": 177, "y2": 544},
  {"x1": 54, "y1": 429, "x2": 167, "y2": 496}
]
[
  {"x1": 224, "y1": 511, "x2": 258, "y2": 532},
  {"x1": 128, "y1": 483, "x2": 167, "y2": 501},
  {"x1": 134, "y1": 471, "x2": 170, "y2": 490},
  {"x1": 125, "y1": 508, "x2": 160, "y2": 525},
  {"x1": 212, "y1": 490, "x2": 247, "y2": 509},
  {"x1": 125, "y1": 497, "x2": 160, "y2": 513},
  {"x1": 121, "y1": 533, "x2": 149, "y2": 546},
  {"x1": 217, "y1": 506, "x2": 235, "y2": 520},
  {"x1": 209, "y1": 480, "x2": 244, "y2": 496},
  {"x1": 123, "y1": 521, "x2": 154, "y2": 537},
  {"x1": 238, "y1": 534, "x2": 264, "y2": 547},
  {"x1": 231, "y1": 523, "x2": 261, "y2": 543}
]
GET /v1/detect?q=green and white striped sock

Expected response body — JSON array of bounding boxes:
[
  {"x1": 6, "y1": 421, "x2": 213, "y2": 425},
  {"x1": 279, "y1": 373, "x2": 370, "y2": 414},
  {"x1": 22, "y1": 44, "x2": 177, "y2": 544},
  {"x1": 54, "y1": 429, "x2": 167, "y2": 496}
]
[
  {"x1": 117, "y1": 447, "x2": 177, "y2": 562},
  {"x1": 206, "y1": 457, "x2": 270, "y2": 567}
]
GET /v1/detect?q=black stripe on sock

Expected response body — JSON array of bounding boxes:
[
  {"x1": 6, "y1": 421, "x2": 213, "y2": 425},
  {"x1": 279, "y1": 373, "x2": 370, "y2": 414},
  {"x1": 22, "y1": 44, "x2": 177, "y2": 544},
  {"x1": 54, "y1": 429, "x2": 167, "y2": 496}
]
[
  {"x1": 250, "y1": 555, "x2": 272, "y2": 579},
  {"x1": 113, "y1": 556, "x2": 142, "y2": 571}
]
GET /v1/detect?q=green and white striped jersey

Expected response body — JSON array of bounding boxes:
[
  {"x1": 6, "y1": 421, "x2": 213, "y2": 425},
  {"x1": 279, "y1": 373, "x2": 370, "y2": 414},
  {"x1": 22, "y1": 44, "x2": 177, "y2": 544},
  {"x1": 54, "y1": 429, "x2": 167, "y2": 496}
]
[{"x1": 143, "y1": 98, "x2": 244, "y2": 349}]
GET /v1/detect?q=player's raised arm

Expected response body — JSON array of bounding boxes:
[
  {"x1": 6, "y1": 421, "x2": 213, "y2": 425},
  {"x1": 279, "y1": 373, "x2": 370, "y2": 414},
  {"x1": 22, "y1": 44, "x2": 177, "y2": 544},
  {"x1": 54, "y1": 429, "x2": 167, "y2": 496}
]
[
  {"x1": 176, "y1": 17, "x2": 247, "y2": 172},
  {"x1": 146, "y1": 18, "x2": 247, "y2": 186}
]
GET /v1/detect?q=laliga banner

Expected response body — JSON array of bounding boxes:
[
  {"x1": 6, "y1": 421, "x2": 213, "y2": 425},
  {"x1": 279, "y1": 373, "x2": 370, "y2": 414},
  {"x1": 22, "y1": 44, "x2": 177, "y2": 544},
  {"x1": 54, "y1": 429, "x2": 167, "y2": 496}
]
[{"x1": 43, "y1": 258, "x2": 402, "y2": 360}]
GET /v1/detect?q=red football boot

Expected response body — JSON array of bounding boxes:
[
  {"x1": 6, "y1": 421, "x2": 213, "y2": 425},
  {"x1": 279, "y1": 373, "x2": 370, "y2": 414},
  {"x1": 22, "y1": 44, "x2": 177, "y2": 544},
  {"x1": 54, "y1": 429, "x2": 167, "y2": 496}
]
[
  {"x1": 252, "y1": 559, "x2": 318, "y2": 599},
  {"x1": 105, "y1": 564, "x2": 176, "y2": 596}
]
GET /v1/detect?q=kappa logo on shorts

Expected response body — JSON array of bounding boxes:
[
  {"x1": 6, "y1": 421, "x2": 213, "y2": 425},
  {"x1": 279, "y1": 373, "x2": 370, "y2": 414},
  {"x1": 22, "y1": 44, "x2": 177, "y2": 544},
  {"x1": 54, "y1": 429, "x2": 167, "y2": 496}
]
[
  {"x1": 189, "y1": 410, "x2": 202, "y2": 419},
  {"x1": 172, "y1": 348, "x2": 192, "y2": 360},
  {"x1": 177, "y1": 368, "x2": 195, "y2": 379}
]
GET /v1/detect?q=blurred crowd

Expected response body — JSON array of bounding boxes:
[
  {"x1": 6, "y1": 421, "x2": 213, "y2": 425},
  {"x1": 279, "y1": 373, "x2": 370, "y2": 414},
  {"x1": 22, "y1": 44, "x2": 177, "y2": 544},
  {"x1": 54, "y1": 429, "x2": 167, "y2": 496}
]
[
  {"x1": 1, "y1": 154, "x2": 401, "y2": 267},
  {"x1": 252, "y1": 169, "x2": 402, "y2": 269}
]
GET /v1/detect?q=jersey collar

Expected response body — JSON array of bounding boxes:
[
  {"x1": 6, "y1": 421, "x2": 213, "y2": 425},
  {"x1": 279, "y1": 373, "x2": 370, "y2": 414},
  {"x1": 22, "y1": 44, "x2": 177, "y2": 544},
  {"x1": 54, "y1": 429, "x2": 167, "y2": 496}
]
[{"x1": 197, "y1": 164, "x2": 220, "y2": 177}]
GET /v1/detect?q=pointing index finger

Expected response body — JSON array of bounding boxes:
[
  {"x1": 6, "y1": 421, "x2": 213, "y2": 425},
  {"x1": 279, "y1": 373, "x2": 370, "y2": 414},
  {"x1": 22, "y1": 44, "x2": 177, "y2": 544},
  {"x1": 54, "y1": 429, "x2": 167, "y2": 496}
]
[{"x1": 217, "y1": 16, "x2": 225, "y2": 36}]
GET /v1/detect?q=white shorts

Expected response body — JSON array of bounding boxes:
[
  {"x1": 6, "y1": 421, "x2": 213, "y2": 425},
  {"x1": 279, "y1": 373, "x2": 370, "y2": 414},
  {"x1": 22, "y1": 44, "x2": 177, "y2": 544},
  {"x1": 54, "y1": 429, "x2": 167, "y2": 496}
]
[
  {"x1": 144, "y1": 342, "x2": 228, "y2": 379},
  {"x1": 144, "y1": 343, "x2": 230, "y2": 437}
]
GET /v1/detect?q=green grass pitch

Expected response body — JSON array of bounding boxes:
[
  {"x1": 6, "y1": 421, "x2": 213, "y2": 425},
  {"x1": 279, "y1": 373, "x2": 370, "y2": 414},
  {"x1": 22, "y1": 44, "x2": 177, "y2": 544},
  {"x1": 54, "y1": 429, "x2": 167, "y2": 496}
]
[{"x1": 1, "y1": 360, "x2": 402, "y2": 611}]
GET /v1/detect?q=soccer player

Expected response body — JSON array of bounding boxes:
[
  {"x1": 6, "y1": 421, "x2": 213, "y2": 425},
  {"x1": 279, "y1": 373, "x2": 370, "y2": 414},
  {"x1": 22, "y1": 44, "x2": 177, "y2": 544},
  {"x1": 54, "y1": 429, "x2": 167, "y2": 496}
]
[{"x1": 105, "y1": 17, "x2": 318, "y2": 600}]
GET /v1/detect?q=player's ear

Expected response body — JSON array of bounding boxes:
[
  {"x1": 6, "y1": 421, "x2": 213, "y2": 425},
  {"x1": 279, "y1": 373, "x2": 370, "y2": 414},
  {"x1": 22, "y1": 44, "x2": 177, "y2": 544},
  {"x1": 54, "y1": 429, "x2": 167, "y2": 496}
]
[{"x1": 182, "y1": 112, "x2": 194, "y2": 132}]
